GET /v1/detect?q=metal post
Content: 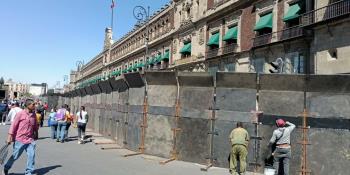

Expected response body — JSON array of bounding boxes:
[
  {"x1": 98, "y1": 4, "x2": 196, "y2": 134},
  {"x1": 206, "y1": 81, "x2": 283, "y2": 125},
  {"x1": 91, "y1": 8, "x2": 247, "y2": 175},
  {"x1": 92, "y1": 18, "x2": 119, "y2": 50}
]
[{"x1": 133, "y1": 6, "x2": 150, "y2": 69}]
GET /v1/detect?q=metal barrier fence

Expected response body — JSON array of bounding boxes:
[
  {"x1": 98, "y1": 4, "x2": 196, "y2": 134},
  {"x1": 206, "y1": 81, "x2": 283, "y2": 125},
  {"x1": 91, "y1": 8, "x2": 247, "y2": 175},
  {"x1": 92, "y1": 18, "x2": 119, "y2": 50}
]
[{"x1": 52, "y1": 72, "x2": 350, "y2": 175}]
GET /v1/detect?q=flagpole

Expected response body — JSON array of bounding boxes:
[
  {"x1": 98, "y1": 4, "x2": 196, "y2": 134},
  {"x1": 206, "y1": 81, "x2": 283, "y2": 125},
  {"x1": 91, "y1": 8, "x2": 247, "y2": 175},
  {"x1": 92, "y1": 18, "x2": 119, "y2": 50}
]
[{"x1": 111, "y1": 0, "x2": 114, "y2": 37}]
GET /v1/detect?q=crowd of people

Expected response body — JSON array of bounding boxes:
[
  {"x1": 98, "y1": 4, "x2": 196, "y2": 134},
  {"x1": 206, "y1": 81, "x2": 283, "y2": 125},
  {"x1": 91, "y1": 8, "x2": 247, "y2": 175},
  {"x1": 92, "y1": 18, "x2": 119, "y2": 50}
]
[
  {"x1": 47, "y1": 104, "x2": 88, "y2": 144},
  {"x1": 0, "y1": 99, "x2": 48, "y2": 127},
  {"x1": 1, "y1": 99, "x2": 89, "y2": 175}
]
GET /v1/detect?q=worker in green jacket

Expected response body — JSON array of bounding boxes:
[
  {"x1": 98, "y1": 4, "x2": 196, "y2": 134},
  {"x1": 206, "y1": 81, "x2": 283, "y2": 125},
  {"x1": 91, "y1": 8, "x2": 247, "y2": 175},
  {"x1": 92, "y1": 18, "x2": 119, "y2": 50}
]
[{"x1": 229, "y1": 122, "x2": 250, "y2": 175}]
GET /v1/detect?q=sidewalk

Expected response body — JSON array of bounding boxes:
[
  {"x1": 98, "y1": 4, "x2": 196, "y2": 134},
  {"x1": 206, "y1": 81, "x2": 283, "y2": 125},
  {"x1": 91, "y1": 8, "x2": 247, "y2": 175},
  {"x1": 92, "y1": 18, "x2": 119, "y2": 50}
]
[{"x1": 0, "y1": 124, "x2": 262, "y2": 175}]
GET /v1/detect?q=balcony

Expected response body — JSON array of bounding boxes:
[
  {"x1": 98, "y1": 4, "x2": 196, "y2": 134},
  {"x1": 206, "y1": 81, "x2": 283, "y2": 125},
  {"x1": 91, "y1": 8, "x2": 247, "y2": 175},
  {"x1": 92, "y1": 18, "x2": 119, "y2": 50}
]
[
  {"x1": 253, "y1": 26, "x2": 305, "y2": 48},
  {"x1": 173, "y1": 56, "x2": 199, "y2": 66},
  {"x1": 301, "y1": 0, "x2": 350, "y2": 26},
  {"x1": 205, "y1": 44, "x2": 237, "y2": 59},
  {"x1": 208, "y1": 0, "x2": 231, "y2": 9}
]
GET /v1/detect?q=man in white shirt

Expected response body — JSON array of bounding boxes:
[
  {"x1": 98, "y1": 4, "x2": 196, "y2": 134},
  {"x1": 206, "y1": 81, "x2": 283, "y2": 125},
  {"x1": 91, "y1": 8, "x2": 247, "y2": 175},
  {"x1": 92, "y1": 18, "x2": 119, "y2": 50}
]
[{"x1": 7, "y1": 102, "x2": 22, "y2": 124}]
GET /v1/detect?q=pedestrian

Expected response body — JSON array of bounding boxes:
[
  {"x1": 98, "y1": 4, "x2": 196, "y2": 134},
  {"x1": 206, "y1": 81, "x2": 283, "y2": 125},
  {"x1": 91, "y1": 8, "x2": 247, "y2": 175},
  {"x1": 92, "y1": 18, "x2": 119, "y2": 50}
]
[
  {"x1": 269, "y1": 119, "x2": 296, "y2": 175},
  {"x1": 43, "y1": 102, "x2": 49, "y2": 117},
  {"x1": 64, "y1": 107, "x2": 73, "y2": 141},
  {"x1": 55, "y1": 104, "x2": 69, "y2": 143},
  {"x1": 6, "y1": 102, "x2": 22, "y2": 124},
  {"x1": 2, "y1": 99, "x2": 39, "y2": 175},
  {"x1": 37, "y1": 103, "x2": 44, "y2": 127},
  {"x1": 35, "y1": 110, "x2": 42, "y2": 128},
  {"x1": 48, "y1": 108, "x2": 58, "y2": 139},
  {"x1": 76, "y1": 106, "x2": 88, "y2": 144},
  {"x1": 229, "y1": 122, "x2": 249, "y2": 175},
  {"x1": 0, "y1": 100, "x2": 9, "y2": 125}
]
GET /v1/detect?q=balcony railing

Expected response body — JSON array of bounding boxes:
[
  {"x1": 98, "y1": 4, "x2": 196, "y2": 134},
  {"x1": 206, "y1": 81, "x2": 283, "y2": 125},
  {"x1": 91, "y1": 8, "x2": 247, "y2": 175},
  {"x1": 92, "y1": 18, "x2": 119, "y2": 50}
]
[
  {"x1": 253, "y1": 26, "x2": 304, "y2": 48},
  {"x1": 205, "y1": 44, "x2": 237, "y2": 59},
  {"x1": 206, "y1": 48, "x2": 220, "y2": 59},
  {"x1": 174, "y1": 56, "x2": 199, "y2": 66},
  {"x1": 301, "y1": 0, "x2": 350, "y2": 26},
  {"x1": 222, "y1": 43, "x2": 237, "y2": 55}
]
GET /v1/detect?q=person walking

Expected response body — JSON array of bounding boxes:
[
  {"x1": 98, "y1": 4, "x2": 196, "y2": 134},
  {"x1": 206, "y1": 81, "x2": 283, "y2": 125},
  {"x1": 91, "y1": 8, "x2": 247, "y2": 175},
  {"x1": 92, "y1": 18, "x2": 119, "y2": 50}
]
[
  {"x1": 48, "y1": 108, "x2": 58, "y2": 139},
  {"x1": 35, "y1": 110, "x2": 42, "y2": 128},
  {"x1": 55, "y1": 105, "x2": 69, "y2": 143},
  {"x1": 2, "y1": 99, "x2": 39, "y2": 175},
  {"x1": 269, "y1": 119, "x2": 296, "y2": 175},
  {"x1": 229, "y1": 122, "x2": 249, "y2": 175},
  {"x1": 64, "y1": 107, "x2": 73, "y2": 141},
  {"x1": 76, "y1": 106, "x2": 88, "y2": 144},
  {"x1": 0, "y1": 100, "x2": 9, "y2": 125},
  {"x1": 6, "y1": 102, "x2": 22, "y2": 124}
]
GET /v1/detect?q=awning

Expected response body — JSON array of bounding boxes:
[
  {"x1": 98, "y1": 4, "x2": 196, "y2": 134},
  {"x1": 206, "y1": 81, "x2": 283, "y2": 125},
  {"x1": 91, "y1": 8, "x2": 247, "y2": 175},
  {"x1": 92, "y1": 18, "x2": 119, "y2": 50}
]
[
  {"x1": 137, "y1": 62, "x2": 145, "y2": 68},
  {"x1": 148, "y1": 57, "x2": 156, "y2": 65},
  {"x1": 283, "y1": 3, "x2": 301, "y2": 21},
  {"x1": 207, "y1": 32, "x2": 220, "y2": 46},
  {"x1": 180, "y1": 43, "x2": 191, "y2": 54},
  {"x1": 161, "y1": 50, "x2": 170, "y2": 61},
  {"x1": 155, "y1": 54, "x2": 162, "y2": 64},
  {"x1": 132, "y1": 64, "x2": 138, "y2": 70},
  {"x1": 254, "y1": 13, "x2": 273, "y2": 31},
  {"x1": 223, "y1": 26, "x2": 238, "y2": 41},
  {"x1": 122, "y1": 69, "x2": 128, "y2": 73}
]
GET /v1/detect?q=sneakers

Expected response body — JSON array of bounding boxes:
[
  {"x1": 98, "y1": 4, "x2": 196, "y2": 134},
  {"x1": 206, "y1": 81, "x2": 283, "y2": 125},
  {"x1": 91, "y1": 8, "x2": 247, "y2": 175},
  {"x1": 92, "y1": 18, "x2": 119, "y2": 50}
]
[{"x1": 2, "y1": 169, "x2": 9, "y2": 175}]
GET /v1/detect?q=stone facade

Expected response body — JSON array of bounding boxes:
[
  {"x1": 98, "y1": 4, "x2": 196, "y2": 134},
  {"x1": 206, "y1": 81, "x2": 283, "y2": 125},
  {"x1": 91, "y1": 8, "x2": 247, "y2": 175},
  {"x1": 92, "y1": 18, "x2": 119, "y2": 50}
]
[{"x1": 70, "y1": 0, "x2": 350, "y2": 88}]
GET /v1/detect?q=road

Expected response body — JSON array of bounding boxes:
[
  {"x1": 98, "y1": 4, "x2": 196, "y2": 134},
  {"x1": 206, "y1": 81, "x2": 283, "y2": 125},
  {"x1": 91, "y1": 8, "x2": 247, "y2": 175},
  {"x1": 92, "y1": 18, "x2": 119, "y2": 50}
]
[{"x1": 0, "y1": 122, "x2": 255, "y2": 175}]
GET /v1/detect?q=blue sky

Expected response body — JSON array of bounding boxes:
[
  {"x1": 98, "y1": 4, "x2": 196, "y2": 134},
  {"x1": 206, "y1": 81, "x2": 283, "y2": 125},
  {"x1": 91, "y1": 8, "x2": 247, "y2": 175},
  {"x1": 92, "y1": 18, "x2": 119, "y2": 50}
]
[{"x1": 0, "y1": 0, "x2": 170, "y2": 88}]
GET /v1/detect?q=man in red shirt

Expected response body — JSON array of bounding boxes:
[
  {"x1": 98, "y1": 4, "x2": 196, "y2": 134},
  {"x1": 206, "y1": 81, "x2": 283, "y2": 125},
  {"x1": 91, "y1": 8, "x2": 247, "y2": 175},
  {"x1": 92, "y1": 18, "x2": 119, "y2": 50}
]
[{"x1": 2, "y1": 99, "x2": 38, "y2": 175}]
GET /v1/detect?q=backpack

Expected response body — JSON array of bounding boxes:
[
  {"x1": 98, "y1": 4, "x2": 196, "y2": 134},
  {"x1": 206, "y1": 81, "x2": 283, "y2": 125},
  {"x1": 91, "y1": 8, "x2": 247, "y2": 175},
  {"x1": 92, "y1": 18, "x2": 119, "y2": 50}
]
[{"x1": 55, "y1": 109, "x2": 66, "y2": 121}]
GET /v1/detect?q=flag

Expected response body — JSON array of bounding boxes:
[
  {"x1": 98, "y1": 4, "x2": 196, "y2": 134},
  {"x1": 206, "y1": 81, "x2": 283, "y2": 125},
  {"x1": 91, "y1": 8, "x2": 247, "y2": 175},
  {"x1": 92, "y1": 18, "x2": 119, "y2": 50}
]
[{"x1": 111, "y1": 0, "x2": 115, "y2": 9}]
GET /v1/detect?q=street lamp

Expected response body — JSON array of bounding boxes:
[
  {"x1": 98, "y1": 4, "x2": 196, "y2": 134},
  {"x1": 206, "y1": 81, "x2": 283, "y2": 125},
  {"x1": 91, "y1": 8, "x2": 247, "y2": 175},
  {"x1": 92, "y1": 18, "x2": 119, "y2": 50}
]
[
  {"x1": 133, "y1": 6, "x2": 150, "y2": 70},
  {"x1": 76, "y1": 60, "x2": 84, "y2": 71}
]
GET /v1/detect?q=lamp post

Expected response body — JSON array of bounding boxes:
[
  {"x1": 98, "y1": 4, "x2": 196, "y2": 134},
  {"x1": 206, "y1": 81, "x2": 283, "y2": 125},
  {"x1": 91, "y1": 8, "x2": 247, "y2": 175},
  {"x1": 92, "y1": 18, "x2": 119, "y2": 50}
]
[{"x1": 133, "y1": 6, "x2": 150, "y2": 69}]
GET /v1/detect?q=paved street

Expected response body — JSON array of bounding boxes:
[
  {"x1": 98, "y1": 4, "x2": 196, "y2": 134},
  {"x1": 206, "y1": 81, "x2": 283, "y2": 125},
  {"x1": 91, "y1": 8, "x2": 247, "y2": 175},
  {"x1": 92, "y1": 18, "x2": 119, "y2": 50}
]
[{"x1": 0, "y1": 122, "x2": 257, "y2": 175}]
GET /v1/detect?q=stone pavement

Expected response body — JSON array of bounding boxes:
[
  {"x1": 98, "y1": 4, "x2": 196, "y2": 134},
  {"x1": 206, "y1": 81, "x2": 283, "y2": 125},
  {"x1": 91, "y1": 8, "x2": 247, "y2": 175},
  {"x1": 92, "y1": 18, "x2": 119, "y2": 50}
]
[{"x1": 0, "y1": 123, "x2": 262, "y2": 175}]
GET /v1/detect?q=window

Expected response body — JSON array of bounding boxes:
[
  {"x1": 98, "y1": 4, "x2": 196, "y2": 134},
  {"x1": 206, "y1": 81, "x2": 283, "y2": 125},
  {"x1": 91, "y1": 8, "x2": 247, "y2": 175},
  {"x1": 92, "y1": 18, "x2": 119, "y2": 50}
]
[
  {"x1": 207, "y1": 31, "x2": 220, "y2": 49},
  {"x1": 283, "y1": 1, "x2": 305, "y2": 28},
  {"x1": 251, "y1": 58, "x2": 265, "y2": 73},
  {"x1": 223, "y1": 26, "x2": 238, "y2": 44},
  {"x1": 254, "y1": 12, "x2": 273, "y2": 36},
  {"x1": 208, "y1": 62, "x2": 219, "y2": 76},
  {"x1": 224, "y1": 62, "x2": 236, "y2": 72}
]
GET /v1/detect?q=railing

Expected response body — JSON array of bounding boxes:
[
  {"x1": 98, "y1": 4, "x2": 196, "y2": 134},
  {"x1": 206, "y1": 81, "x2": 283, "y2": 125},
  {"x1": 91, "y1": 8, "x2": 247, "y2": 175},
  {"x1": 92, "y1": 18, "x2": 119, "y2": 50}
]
[
  {"x1": 205, "y1": 43, "x2": 237, "y2": 59},
  {"x1": 206, "y1": 48, "x2": 220, "y2": 59},
  {"x1": 174, "y1": 56, "x2": 198, "y2": 66},
  {"x1": 222, "y1": 43, "x2": 237, "y2": 55},
  {"x1": 301, "y1": 0, "x2": 350, "y2": 26},
  {"x1": 253, "y1": 26, "x2": 304, "y2": 48}
]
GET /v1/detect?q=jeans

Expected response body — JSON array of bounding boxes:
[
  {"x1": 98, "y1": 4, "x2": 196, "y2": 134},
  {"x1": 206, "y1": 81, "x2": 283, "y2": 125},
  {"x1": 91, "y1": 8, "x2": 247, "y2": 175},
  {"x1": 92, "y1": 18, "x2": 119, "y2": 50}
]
[
  {"x1": 77, "y1": 122, "x2": 87, "y2": 140},
  {"x1": 0, "y1": 112, "x2": 6, "y2": 123},
  {"x1": 65, "y1": 122, "x2": 71, "y2": 140},
  {"x1": 273, "y1": 147, "x2": 291, "y2": 175},
  {"x1": 4, "y1": 141, "x2": 36, "y2": 175},
  {"x1": 56, "y1": 121, "x2": 67, "y2": 142},
  {"x1": 50, "y1": 124, "x2": 57, "y2": 139}
]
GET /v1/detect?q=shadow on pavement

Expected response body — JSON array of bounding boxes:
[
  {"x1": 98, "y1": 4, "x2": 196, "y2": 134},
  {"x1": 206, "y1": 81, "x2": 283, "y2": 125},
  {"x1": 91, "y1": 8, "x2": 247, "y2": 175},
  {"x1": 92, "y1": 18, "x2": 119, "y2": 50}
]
[
  {"x1": 37, "y1": 137, "x2": 51, "y2": 140},
  {"x1": 9, "y1": 165, "x2": 62, "y2": 175}
]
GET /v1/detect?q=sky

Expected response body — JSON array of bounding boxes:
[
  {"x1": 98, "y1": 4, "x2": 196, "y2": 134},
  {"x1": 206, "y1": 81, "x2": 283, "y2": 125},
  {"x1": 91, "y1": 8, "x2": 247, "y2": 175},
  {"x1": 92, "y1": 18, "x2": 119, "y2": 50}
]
[{"x1": 0, "y1": 0, "x2": 170, "y2": 88}]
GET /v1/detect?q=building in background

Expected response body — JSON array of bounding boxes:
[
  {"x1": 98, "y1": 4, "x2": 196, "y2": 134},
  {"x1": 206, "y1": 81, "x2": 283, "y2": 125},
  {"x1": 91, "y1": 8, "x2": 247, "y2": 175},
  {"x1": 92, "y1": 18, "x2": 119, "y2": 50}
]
[
  {"x1": 69, "y1": 0, "x2": 350, "y2": 88},
  {"x1": 29, "y1": 83, "x2": 48, "y2": 97},
  {"x1": 4, "y1": 79, "x2": 30, "y2": 99}
]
